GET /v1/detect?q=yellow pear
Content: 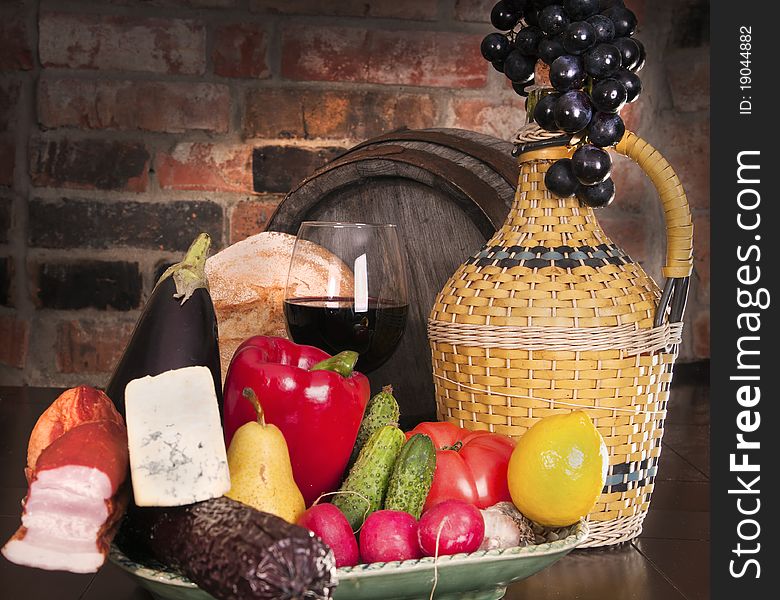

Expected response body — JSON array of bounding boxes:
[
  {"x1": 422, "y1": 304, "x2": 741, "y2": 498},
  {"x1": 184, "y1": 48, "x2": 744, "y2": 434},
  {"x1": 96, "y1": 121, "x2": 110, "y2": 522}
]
[{"x1": 225, "y1": 388, "x2": 305, "y2": 523}]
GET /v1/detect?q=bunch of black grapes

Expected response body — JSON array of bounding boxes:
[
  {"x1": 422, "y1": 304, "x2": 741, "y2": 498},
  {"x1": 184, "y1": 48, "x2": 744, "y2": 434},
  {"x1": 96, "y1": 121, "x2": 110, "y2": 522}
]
[{"x1": 480, "y1": 0, "x2": 644, "y2": 208}]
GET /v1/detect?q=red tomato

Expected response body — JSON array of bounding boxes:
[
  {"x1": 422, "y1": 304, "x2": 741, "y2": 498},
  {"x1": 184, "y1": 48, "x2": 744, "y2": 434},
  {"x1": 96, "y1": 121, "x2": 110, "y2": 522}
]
[
  {"x1": 404, "y1": 421, "x2": 462, "y2": 448},
  {"x1": 407, "y1": 422, "x2": 516, "y2": 510},
  {"x1": 423, "y1": 449, "x2": 478, "y2": 513}
]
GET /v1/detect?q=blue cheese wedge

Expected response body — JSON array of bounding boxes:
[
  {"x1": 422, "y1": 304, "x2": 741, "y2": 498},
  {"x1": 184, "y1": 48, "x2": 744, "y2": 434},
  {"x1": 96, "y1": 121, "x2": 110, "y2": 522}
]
[{"x1": 125, "y1": 366, "x2": 230, "y2": 507}]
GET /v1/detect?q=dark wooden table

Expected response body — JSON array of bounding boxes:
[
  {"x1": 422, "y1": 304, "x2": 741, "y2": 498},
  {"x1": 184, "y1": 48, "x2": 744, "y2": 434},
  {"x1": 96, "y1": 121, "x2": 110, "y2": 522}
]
[{"x1": 0, "y1": 370, "x2": 709, "y2": 599}]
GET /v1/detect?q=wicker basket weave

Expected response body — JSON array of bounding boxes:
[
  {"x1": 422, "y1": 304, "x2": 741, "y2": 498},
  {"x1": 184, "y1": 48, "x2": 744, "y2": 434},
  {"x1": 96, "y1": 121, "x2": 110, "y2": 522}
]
[{"x1": 428, "y1": 130, "x2": 693, "y2": 547}]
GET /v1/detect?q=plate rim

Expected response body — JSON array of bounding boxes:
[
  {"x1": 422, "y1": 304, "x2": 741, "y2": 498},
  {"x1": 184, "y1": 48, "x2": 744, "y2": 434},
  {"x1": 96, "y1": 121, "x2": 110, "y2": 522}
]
[{"x1": 109, "y1": 519, "x2": 589, "y2": 589}]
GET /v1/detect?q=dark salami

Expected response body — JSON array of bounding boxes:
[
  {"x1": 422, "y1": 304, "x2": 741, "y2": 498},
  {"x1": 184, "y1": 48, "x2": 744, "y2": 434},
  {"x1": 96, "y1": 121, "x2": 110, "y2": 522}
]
[{"x1": 119, "y1": 497, "x2": 337, "y2": 600}]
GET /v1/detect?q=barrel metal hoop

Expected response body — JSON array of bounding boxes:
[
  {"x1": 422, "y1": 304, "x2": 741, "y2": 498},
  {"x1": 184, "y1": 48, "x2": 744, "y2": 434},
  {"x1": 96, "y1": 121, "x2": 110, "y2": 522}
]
[
  {"x1": 346, "y1": 128, "x2": 520, "y2": 187},
  {"x1": 292, "y1": 144, "x2": 510, "y2": 231}
]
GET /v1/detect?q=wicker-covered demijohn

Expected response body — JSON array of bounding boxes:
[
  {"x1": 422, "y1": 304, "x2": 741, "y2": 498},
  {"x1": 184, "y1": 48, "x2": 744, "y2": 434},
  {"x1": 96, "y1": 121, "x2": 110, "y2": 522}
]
[{"x1": 428, "y1": 129, "x2": 693, "y2": 547}]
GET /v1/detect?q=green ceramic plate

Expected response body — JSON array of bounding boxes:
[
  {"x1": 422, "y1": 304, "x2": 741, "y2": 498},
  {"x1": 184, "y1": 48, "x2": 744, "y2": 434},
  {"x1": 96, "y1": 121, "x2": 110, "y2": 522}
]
[{"x1": 109, "y1": 520, "x2": 587, "y2": 600}]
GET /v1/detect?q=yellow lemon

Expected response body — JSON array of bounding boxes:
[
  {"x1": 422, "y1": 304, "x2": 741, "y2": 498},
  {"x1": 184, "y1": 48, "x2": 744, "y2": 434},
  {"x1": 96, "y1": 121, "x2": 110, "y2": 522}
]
[{"x1": 507, "y1": 411, "x2": 608, "y2": 527}]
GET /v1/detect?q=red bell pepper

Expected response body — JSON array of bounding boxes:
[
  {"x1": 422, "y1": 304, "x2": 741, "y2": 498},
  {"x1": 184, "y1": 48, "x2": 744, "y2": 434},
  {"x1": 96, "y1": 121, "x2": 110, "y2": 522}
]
[
  {"x1": 406, "y1": 422, "x2": 516, "y2": 511},
  {"x1": 223, "y1": 336, "x2": 370, "y2": 506}
]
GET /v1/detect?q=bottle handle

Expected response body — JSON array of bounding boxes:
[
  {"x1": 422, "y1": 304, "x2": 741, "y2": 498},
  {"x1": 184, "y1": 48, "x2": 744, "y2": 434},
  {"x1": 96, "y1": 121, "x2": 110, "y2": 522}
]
[{"x1": 613, "y1": 131, "x2": 694, "y2": 326}]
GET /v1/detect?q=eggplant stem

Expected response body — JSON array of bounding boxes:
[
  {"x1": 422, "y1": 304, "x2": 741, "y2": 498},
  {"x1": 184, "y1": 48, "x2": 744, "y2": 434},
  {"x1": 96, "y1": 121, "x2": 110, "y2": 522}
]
[
  {"x1": 156, "y1": 232, "x2": 212, "y2": 305},
  {"x1": 242, "y1": 387, "x2": 266, "y2": 426}
]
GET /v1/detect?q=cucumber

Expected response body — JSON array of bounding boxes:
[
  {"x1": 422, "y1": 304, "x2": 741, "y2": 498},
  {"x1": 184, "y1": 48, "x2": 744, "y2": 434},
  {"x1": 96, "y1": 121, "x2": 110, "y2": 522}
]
[
  {"x1": 347, "y1": 386, "x2": 400, "y2": 470},
  {"x1": 384, "y1": 434, "x2": 437, "y2": 519},
  {"x1": 332, "y1": 425, "x2": 406, "y2": 531}
]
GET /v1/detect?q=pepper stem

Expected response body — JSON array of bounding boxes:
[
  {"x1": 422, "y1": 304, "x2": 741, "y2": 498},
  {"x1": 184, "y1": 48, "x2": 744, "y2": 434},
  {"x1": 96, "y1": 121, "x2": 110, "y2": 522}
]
[
  {"x1": 156, "y1": 232, "x2": 212, "y2": 305},
  {"x1": 442, "y1": 441, "x2": 463, "y2": 452},
  {"x1": 242, "y1": 387, "x2": 266, "y2": 426},
  {"x1": 309, "y1": 350, "x2": 359, "y2": 377}
]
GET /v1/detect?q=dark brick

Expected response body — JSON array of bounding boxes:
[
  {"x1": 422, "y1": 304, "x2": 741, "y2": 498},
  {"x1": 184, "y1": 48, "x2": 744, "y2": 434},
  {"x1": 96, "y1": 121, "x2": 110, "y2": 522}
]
[
  {"x1": 0, "y1": 13, "x2": 33, "y2": 71},
  {"x1": 33, "y1": 261, "x2": 142, "y2": 310},
  {"x1": 30, "y1": 138, "x2": 150, "y2": 192},
  {"x1": 0, "y1": 195, "x2": 10, "y2": 242},
  {"x1": 670, "y1": 0, "x2": 709, "y2": 47},
  {"x1": 252, "y1": 146, "x2": 344, "y2": 193},
  {"x1": 29, "y1": 198, "x2": 224, "y2": 252},
  {"x1": 1, "y1": 79, "x2": 20, "y2": 132},
  {"x1": 0, "y1": 138, "x2": 14, "y2": 186},
  {"x1": 666, "y1": 48, "x2": 709, "y2": 112},
  {"x1": 0, "y1": 256, "x2": 11, "y2": 306}
]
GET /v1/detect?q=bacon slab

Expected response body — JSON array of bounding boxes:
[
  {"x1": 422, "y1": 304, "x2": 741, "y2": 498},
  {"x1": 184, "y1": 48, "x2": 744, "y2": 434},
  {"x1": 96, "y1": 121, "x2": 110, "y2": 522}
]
[{"x1": 2, "y1": 387, "x2": 129, "y2": 573}]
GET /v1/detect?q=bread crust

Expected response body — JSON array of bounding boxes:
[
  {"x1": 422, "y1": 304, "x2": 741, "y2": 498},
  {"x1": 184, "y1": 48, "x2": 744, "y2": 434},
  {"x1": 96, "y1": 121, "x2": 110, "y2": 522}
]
[{"x1": 206, "y1": 231, "x2": 354, "y2": 379}]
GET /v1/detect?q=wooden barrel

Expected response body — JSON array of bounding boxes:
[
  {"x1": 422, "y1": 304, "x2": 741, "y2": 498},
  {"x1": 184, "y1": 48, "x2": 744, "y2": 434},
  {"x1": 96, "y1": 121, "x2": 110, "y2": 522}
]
[{"x1": 265, "y1": 128, "x2": 517, "y2": 427}]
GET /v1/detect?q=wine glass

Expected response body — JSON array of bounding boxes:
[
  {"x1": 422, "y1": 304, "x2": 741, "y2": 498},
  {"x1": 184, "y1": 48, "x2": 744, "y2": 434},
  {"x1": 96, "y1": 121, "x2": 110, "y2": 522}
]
[{"x1": 283, "y1": 222, "x2": 409, "y2": 374}]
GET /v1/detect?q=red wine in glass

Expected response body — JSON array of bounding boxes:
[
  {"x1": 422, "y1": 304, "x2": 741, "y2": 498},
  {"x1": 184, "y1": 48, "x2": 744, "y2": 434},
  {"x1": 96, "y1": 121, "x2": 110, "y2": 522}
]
[
  {"x1": 284, "y1": 222, "x2": 409, "y2": 373},
  {"x1": 283, "y1": 296, "x2": 408, "y2": 373}
]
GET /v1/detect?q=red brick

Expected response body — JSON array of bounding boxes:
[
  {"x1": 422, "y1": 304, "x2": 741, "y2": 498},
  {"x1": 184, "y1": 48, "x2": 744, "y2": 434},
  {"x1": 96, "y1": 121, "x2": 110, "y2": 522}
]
[
  {"x1": 1, "y1": 79, "x2": 20, "y2": 132},
  {"x1": 30, "y1": 137, "x2": 150, "y2": 192},
  {"x1": 156, "y1": 143, "x2": 253, "y2": 193},
  {"x1": 243, "y1": 88, "x2": 438, "y2": 139},
  {"x1": 251, "y1": 0, "x2": 437, "y2": 19},
  {"x1": 38, "y1": 78, "x2": 230, "y2": 134},
  {"x1": 39, "y1": 12, "x2": 206, "y2": 75},
  {"x1": 229, "y1": 197, "x2": 284, "y2": 243},
  {"x1": 692, "y1": 310, "x2": 709, "y2": 360},
  {"x1": 213, "y1": 23, "x2": 270, "y2": 79},
  {"x1": 0, "y1": 13, "x2": 33, "y2": 71},
  {"x1": 620, "y1": 100, "x2": 642, "y2": 133},
  {"x1": 0, "y1": 139, "x2": 14, "y2": 186},
  {"x1": 281, "y1": 27, "x2": 487, "y2": 88},
  {"x1": 451, "y1": 97, "x2": 525, "y2": 139},
  {"x1": 692, "y1": 212, "x2": 709, "y2": 298},
  {"x1": 454, "y1": 0, "x2": 493, "y2": 23},
  {"x1": 56, "y1": 319, "x2": 135, "y2": 374},
  {"x1": 0, "y1": 314, "x2": 29, "y2": 369}
]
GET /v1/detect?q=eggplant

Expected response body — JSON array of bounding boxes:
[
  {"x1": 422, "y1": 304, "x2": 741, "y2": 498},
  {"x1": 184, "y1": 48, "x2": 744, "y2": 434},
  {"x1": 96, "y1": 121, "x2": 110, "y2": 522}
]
[
  {"x1": 117, "y1": 497, "x2": 337, "y2": 600},
  {"x1": 106, "y1": 233, "x2": 221, "y2": 417}
]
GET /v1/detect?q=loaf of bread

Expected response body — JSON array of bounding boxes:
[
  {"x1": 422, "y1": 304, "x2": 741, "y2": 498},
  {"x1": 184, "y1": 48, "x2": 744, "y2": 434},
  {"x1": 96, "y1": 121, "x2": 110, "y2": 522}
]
[{"x1": 205, "y1": 231, "x2": 354, "y2": 380}]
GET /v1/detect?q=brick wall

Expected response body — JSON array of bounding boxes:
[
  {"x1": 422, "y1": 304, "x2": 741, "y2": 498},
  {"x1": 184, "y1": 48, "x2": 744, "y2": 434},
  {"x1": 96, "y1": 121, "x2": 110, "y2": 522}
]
[{"x1": 0, "y1": 0, "x2": 710, "y2": 387}]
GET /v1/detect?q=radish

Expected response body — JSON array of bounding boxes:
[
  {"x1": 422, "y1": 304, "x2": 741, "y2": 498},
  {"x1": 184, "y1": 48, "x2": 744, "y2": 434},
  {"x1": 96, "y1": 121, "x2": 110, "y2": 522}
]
[
  {"x1": 359, "y1": 510, "x2": 423, "y2": 564},
  {"x1": 297, "y1": 503, "x2": 359, "y2": 568},
  {"x1": 418, "y1": 499, "x2": 485, "y2": 556}
]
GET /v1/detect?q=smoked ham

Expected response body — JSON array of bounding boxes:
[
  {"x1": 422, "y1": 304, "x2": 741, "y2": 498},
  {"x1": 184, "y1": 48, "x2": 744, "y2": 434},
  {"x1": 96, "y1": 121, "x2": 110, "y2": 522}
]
[
  {"x1": 25, "y1": 385, "x2": 124, "y2": 481},
  {"x1": 2, "y1": 387, "x2": 130, "y2": 573}
]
